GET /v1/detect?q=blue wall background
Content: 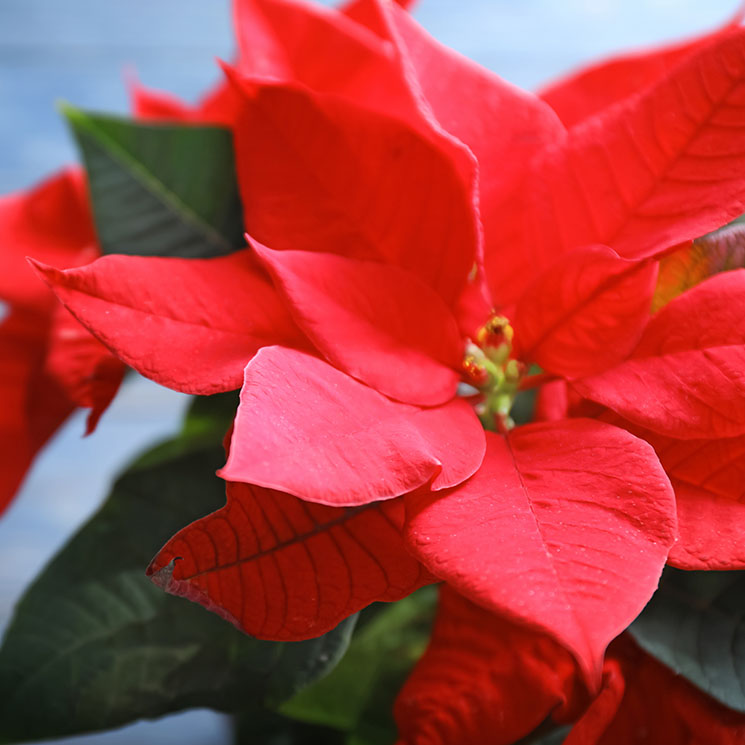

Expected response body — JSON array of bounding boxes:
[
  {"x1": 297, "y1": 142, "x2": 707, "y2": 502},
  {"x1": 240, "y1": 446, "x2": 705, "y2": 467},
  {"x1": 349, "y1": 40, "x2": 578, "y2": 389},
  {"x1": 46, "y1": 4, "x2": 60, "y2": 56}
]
[{"x1": 0, "y1": 1, "x2": 739, "y2": 742}]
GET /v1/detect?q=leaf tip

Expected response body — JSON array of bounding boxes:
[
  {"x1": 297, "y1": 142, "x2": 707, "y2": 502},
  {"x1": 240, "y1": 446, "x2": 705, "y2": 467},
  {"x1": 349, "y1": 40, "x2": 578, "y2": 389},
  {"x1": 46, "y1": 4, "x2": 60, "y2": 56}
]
[
  {"x1": 25, "y1": 256, "x2": 58, "y2": 287},
  {"x1": 146, "y1": 556, "x2": 179, "y2": 588},
  {"x1": 56, "y1": 100, "x2": 83, "y2": 124},
  {"x1": 147, "y1": 554, "x2": 244, "y2": 631}
]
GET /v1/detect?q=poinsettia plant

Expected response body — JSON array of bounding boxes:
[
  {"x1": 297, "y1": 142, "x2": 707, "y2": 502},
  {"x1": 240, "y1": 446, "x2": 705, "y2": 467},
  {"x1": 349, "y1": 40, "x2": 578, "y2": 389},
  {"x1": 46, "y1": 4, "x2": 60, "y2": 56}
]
[{"x1": 4, "y1": 0, "x2": 745, "y2": 743}]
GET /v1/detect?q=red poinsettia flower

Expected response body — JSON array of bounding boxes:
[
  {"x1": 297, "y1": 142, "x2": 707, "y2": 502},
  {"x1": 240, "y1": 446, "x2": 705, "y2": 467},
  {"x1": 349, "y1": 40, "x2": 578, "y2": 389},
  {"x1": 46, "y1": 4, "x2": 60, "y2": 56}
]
[
  {"x1": 0, "y1": 169, "x2": 125, "y2": 516},
  {"x1": 31, "y1": 0, "x2": 745, "y2": 700}
]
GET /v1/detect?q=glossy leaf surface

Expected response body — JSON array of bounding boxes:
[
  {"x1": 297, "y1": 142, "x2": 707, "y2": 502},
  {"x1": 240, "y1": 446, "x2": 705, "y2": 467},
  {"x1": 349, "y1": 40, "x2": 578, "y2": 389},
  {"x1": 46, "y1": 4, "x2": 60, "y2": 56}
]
[
  {"x1": 638, "y1": 427, "x2": 745, "y2": 503},
  {"x1": 582, "y1": 415, "x2": 745, "y2": 569}
]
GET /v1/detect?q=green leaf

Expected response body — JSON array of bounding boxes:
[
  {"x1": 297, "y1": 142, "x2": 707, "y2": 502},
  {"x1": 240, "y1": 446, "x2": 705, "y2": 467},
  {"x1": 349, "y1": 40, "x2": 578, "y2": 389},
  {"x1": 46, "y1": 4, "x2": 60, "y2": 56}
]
[
  {"x1": 0, "y1": 434, "x2": 354, "y2": 743},
  {"x1": 516, "y1": 722, "x2": 570, "y2": 745},
  {"x1": 653, "y1": 222, "x2": 745, "y2": 311},
  {"x1": 629, "y1": 568, "x2": 745, "y2": 713},
  {"x1": 63, "y1": 104, "x2": 245, "y2": 258},
  {"x1": 281, "y1": 586, "x2": 437, "y2": 741}
]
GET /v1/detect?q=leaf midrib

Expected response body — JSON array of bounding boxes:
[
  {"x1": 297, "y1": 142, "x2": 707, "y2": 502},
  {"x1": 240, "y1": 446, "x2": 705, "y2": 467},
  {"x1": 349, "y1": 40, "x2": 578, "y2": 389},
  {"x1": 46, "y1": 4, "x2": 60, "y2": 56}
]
[{"x1": 74, "y1": 114, "x2": 235, "y2": 254}]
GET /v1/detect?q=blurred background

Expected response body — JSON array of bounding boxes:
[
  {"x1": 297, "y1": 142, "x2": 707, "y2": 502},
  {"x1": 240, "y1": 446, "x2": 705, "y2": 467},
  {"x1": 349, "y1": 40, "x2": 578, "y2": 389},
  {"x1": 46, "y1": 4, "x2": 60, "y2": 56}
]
[{"x1": 0, "y1": 0, "x2": 739, "y2": 742}]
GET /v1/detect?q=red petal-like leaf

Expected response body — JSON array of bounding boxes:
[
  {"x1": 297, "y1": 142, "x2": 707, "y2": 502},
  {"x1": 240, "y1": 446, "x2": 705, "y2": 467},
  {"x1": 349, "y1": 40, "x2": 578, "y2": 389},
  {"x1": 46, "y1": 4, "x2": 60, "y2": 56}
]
[
  {"x1": 45, "y1": 305, "x2": 125, "y2": 435},
  {"x1": 147, "y1": 481, "x2": 431, "y2": 640},
  {"x1": 563, "y1": 661, "x2": 626, "y2": 745},
  {"x1": 227, "y1": 73, "x2": 478, "y2": 304},
  {"x1": 233, "y1": 0, "x2": 411, "y2": 114},
  {"x1": 534, "y1": 379, "x2": 571, "y2": 423},
  {"x1": 667, "y1": 481, "x2": 745, "y2": 571},
  {"x1": 453, "y1": 274, "x2": 492, "y2": 340},
  {"x1": 640, "y1": 428, "x2": 745, "y2": 503},
  {"x1": 342, "y1": 0, "x2": 417, "y2": 38},
  {"x1": 0, "y1": 168, "x2": 96, "y2": 309},
  {"x1": 538, "y1": 11, "x2": 743, "y2": 128},
  {"x1": 231, "y1": 0, "x2": 474, "y2": 187},
  {"x1": 574, "y1": 270, "x2": 745, "y2": 438},
  {"x1": 512, "y1": 245, "x2": 657, "y2": 379},
  {"x1": 33, "y1": 250, "x2": 306, "y2": 395},
  {"x1": 254, "y1": 243, "x2": 462, "y2": 406},
  {"x1": 566, "y1": 635, "x2": 745, "y2": 745},
  {"x1": 405, "y1": 422, "x2": 677, "y2": 684},
  {"x1": 220, "y1": 346, "x2": 485, "y2": 506},
  {"x1": 394, "y1": 585, "x2": 578, "y2": 745},
  {"x1": 594, "y1": 417, "x2": 745, "y2": 568},
  {"x1": 490, "y1": 28, "x2": 745, "y2": 307},
  {"x1": 376, "y1": 0, "x2": 563, "y2": 248},
  {"x1": 0, "y1": 309, "x2": 74, "y2": 516},
  {"x1": 130, "y1": 77, "x2": 239, "y2": 127}
]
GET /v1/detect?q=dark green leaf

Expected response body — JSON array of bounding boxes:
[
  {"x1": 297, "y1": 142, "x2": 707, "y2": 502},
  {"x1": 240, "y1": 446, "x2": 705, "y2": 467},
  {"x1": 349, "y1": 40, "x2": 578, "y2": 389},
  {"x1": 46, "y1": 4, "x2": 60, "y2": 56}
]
[
  {"x1": 630, "y1": 568, "x2": 745, "y2": 713},
  {"x1": 516, "y1": 722, "x2": 570, "y2": 745},
  {"x1": 281, "y1": 587, "x2": 436, "y2": 741},
  {"x1": 0, "y1": 435, "x2": 354, "y2": 743},
  {"x1": 134, "y1": 390, "x2": 239, "y2": 469},
  {"x1": 63, "y1": 104, "x2": 245, "y2": 258}
]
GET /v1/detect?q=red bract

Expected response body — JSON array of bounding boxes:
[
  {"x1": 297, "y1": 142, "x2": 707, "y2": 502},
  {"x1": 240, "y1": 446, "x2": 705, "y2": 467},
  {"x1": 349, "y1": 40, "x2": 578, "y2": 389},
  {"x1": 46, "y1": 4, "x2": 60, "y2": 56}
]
[
  {"x1": 491, "y1": 24, "x2": 745, "y2": 307},
  {"x1": 129, "y1": 0, "x2": 423, "y2": 128},
  {"x1": 394, "y1": 585, "x2": 579, "y2": 745},
  {"x1": 31, "y1": 0, "x2": 745, "y2": 737},
  {"x1": 575, "y1": 270, "x2": 745, "y2": 438},
  {"x1": 405, "y1": 425, "x2": 675, "y2": 683},
  {"x1": 31, "y1": 250, "x2": 306, "y2": 395},
  {"x1": 219, "y1": 346, "x2": 484, "y2": 505},
  {"x1": 582, "y1": 413, "x2": 745, "y2": 571},
  {"x1": 147, "y1": 480, "x2": 432, "y2": 640},
  {"x1": 565, "y1": 636, "x2": 745, "y2": 745},
  {"x1": 0, "y1": 169, "x2": 124, "y2": 515},
  {"x1": 397, "y1": 587, "x2": 745, "y2": 745},
  {"x1": 538, "y1": 6, "x2": 745, "y2": 127},
  {"x1": 510, "y1": 245, "x2": 658, "y2": 378}
]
